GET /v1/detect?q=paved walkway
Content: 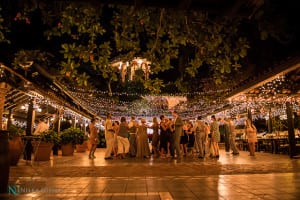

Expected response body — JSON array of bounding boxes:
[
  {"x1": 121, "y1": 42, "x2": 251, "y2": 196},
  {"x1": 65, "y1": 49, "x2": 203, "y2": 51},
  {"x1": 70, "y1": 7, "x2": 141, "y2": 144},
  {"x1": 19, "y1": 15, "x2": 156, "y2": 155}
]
[{"x1": 3, "y1": 148, "x2": 300, "y2": 200}]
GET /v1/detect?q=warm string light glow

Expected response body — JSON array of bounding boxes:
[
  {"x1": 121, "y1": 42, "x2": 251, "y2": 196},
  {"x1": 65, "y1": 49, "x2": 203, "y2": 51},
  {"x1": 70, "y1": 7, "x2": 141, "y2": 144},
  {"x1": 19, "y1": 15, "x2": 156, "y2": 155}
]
[
  {"x1": 13, "y1": 90, "x2": 91, "y2": 123},
  {"x1": 227, "y1": 99, "x2": 299, "y2": 118},
  {"x1": 226, "y1": 73, "x2": 300, "y2": 119},
  {"x1": 65, "y1": 83, "x2": 300, "y2": 118},
  {"x1": 65, "y1": 87, "x2": 233, "y2": 117},
  {"x1": 231, "y1": 75, "x2": 296, "y2": 103},
  {"x1": 9, "y1": 72, "x2": 298, "y2": 120},
  {"x1": 111, "y1": 57, "x2": 151, "y2": 82},
  {"x1": 67, "y1": 86, "x2": 231, "y2": 97},
  {"x1": 0, "y1": 65, "x2": 5, "y2": 78},
  {"x1": 259, "y1": 76, "x2": 287, "y2": 98}
]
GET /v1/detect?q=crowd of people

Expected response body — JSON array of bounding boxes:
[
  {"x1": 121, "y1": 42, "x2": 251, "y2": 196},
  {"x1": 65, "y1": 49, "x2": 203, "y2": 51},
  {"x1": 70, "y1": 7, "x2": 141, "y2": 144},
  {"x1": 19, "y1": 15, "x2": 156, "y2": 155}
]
[{"x1": 88, "y1": 111, "x2": 257, "y2": 160}]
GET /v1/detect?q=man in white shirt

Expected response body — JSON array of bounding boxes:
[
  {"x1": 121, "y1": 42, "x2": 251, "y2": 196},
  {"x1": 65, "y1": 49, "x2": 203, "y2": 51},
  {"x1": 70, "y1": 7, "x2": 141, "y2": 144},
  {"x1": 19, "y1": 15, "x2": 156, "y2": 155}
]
[{"x1": 33, "y1": 118, "x2": 49, "y2": 135}]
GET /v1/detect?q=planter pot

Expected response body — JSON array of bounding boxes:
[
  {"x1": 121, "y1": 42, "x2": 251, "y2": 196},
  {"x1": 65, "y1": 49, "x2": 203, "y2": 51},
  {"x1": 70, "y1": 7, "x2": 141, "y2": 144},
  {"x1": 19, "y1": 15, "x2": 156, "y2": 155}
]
[
  {"x1": 0, "y1": 131, "x2": 9, "y2": 193},
  {"x1": 61, "y1": 143, "x2": 74, "y2": 156},
  {"x1": 31, "y1": 141, "x2": 53, "y2": 161},
  {"x1": 9, "y1": 137, "x2": 24, "y2": 166},
  {"x1": 76, "y1": 141, "x2": 87, "y2": 153}
]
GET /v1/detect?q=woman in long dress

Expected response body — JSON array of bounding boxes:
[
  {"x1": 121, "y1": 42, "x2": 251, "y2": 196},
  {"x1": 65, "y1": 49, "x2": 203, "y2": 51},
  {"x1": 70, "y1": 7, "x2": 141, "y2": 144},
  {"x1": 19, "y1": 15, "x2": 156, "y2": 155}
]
[
  {"x1": 88, "y1": 118, "x2": 99, "y2": 159},
  {"x1": 150, "y1": 117, "x2": 160, "y2": 157},
  {"x1": 186, "y1": 122, "x2": 195, "y2": 156},
  {"x1": 136, "y1": 118, "x2": 151, "y2": 158},
  {"x1": 159, "y1": 115, "x2": 168, "y2": 158},
  {"x1": 165, "y1": 118, "x2": 173, "y2": 157},
  {"x1": 245, "y1": 118, "x2": 257, "y2": 156},
  {"x1": 180, "y1": 122, "x2": 189, "y2": 156},
  {"x1": 210, "y1": 115, "x2": 220, "y2": 158}
]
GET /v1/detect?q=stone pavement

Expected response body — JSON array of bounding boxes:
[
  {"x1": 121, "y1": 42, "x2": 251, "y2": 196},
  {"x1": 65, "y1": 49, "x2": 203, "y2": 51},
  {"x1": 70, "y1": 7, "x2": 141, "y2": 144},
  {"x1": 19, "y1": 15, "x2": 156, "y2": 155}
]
[{"x1": 2, "y1": 148, "x2": 300, "y2": 200}]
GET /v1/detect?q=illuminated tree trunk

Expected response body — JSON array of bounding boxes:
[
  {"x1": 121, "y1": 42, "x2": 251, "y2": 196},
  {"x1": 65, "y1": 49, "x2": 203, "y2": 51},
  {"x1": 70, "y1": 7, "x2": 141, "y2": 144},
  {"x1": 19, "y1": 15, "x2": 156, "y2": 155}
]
[
  {"x1": 0, "y1": 82, "x2": 10, "y2": 194},
  {"x1": 0, "y1": 82, "x2": 10, "y2": 131}
]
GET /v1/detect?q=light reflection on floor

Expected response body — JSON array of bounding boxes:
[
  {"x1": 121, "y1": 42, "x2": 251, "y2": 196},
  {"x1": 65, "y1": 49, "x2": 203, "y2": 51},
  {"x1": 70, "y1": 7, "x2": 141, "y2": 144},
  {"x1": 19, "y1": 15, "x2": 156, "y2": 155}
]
[{"x1": 6, "y1": 148, "x2": 300, "y2": 199}]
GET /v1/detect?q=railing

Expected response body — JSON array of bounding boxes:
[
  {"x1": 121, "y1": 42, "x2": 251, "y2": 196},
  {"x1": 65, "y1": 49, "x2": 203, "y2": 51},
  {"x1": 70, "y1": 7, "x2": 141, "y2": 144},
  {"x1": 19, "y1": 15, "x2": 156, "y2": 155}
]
[{"x1": 236, "y1": 137, "x2": 300, "y2": 154}]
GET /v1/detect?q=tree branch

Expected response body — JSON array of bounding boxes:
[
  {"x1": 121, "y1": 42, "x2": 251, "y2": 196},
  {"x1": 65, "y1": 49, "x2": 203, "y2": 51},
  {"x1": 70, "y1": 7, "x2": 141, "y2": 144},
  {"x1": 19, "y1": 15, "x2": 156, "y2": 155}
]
[{"x1": 150, "y1": 8, "x2": 165, "y2": 55}]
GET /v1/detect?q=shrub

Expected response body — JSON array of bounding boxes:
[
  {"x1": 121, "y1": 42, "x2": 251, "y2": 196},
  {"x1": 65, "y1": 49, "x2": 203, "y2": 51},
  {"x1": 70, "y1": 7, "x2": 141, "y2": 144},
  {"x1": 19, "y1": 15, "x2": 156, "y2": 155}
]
[
  {"x1": 40, "y1": 130, "x2": 60, "y2": 144},
  {"x1": 60, "y1": 127, "x2": 87, "y2": 145},
  {"x1": 8, "y1": 124, "x2": 24, "y2": 139}
]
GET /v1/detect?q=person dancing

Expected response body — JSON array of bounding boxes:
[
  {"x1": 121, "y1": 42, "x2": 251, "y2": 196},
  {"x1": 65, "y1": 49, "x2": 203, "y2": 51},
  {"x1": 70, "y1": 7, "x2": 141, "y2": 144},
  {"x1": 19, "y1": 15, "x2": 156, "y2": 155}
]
[
  {"x1": 88, "y1": 118, "x2": 99, "y2": 159},
  {"x1": 210, "y1": 115, "x2": 220, "y2": 158},
  {"x1": 245, "y1": 118, "x2": 257, "y2": 156}
]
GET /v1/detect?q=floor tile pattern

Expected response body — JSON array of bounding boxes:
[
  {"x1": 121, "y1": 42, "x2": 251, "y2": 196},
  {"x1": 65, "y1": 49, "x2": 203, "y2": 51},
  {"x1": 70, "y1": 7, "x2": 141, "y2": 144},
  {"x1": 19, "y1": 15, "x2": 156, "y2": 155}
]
[{"x1": 2, "y1": 148, "x2": 300, "y2": 199}]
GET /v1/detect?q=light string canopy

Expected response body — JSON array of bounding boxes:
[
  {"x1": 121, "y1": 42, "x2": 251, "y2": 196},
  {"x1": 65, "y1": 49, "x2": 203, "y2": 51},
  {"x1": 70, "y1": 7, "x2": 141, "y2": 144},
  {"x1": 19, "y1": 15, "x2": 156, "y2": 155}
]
[{"x1": 64, "y1": 84, "x2": 233, "y2": 118}]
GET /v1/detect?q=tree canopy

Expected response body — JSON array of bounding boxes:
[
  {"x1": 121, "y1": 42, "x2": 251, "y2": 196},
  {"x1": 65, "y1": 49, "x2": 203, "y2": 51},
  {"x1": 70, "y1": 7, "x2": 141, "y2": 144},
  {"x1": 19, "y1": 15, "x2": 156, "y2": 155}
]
[{"x1": 0, "y1": 0, "x2": 299, "y2": 116}]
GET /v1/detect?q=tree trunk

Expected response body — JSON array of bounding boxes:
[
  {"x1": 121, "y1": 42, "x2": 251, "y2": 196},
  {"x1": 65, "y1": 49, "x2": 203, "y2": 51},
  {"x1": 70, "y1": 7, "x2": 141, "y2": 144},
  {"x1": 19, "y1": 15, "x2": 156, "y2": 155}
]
[
  {"x1": 0, "y1": 82, "x2": 10, "y2": 194},
  {"x1": 0, "y1": 82, "x2": 10, "y2": 131},
  {"x1": 107, "y1": 79, "x2": 112, "y2": 97}
]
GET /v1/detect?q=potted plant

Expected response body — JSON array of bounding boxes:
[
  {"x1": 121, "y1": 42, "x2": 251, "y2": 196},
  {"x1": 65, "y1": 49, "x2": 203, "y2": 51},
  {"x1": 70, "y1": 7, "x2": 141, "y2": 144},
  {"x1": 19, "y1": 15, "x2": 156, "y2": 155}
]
[
  {"x1": 31, "y1": 130, "x2": 60, "y2": 161},
  {"x1": 75, "y1": 131, "x2": 89, "y2": 153},
  {"x1": 8, "y1": 125, "x2": 24, "y2": 166},
  {"x1": 97, "y1": 129, "x2": 106, "y2": 148},
  {"x1": 60, "y1": 127, "x2": 86, "y2": 155}
]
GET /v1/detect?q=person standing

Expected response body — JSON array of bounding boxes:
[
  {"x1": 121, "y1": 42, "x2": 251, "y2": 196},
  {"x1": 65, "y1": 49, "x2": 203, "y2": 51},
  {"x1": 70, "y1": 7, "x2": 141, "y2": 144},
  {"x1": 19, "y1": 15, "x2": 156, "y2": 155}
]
[
  {"x1": 104, "y1": 113, "x2": 115, "y2": 160},
  {"x1": 194, "y1": 116, "x2": 207, "y2": 159},
  {"x1": 223, "y1": 119, "x2": 231, "y2": 153},
  {"x1": 204, "y1": 122, "x2": 212, "y2": 156},
  {"x1": 172, "y1": 111, "x2": 183, "y2": 160},
  {"x1": 180, "y1": 122, "x2": 188, "y2": 156},
  {"x1": 149, "y1": 117, "x2": 160, "y2": 157},
  {"x1": 112, "y1": 121, "x2": 120, "y2": 157},
  {"x1": 159, "y1": 115, "x2": 168, "y2": 158},
  {"x1": 226, "y1": 118, "x2": 239, "y2": 155},
  {"x1": 136, "y1": 118, "x2": 151, "y2": 158},
  {"x1": 33, "y1": 118, "x2": 51, "y2": 157},
  {"x1": 245, "y1": 118, "x2": 257, "y2": 156},
  {"x1": 186, "y1": 122, "x2": 195, "y2": 156},
  {"x1": 128, "y1": 116, "x2": 138, "y2": 157},
  {"x1": 117, "y1": 117, "x2": 130, "y2": 159},
  {"x1": 210, "y1": 115, "x2": 220, "y2": 158},
  {"x1": 166, "y1": 118, "x2": 174, "y2": 158},
  {"x1": 33, "y1": 118, "x2": 49, "y2": 135},
  {"x1": 88, "y1": 118, "x2": 99, "y2": 159}
]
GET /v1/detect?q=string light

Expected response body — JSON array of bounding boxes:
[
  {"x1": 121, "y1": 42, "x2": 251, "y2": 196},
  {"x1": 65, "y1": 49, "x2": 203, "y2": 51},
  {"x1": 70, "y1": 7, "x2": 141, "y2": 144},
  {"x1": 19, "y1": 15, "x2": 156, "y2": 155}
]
[
  {"x1": 66, "y1": 86, "x2": 231, "y2": 97},
  {"x1": 0, "y1": 66, "x2": 5, "y2": 78},
  {"x1": 64, "y1": 86, "x2": 233, "y2": 117}
]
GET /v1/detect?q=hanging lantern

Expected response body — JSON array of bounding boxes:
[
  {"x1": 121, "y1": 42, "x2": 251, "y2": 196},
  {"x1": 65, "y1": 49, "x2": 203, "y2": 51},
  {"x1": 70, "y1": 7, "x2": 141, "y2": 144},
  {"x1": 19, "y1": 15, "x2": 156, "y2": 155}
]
[{"x1": 112, "y1": 57, "x2": 151, "y2": 82}]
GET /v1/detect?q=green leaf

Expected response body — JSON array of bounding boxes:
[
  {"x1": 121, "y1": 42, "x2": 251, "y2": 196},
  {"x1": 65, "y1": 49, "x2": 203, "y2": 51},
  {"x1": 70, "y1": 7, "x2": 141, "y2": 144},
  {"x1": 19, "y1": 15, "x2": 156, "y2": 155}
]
[{"x1": 260, "y1": 31, "x2": 268, "y2": 40}]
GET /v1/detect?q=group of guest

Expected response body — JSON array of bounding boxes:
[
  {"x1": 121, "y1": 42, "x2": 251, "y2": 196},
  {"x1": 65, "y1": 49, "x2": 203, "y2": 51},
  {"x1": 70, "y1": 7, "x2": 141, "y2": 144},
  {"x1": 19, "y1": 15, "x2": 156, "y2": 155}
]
[
  {"x1": 158, "y1": 114, "x2": 224, "y2": 159},
  {"x1": 89, "y1": 111, "x2": 184, "y2": 160},
  {"x1": 102, "y1": 113, "x2": 159, "y2": 159},
  {"x1": 88, "y1": 111, "x2": 256, "y2": 160},
  {"x1": 158, "y1": 111, "x2": 184, "y2": 159}
]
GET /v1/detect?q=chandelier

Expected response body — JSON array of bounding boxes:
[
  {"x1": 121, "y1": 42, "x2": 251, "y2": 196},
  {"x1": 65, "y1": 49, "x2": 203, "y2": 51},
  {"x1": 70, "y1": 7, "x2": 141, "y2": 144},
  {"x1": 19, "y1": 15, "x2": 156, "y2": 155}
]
[{"x1": 111, "y1": 57, "x2": 151, "y2": 82}]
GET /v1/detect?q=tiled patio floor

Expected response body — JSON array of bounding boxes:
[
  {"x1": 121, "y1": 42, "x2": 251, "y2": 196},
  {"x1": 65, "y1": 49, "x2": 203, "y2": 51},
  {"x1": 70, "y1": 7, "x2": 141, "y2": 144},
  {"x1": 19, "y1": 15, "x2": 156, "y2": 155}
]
[{"x1": 2, "y1": 148, "x2": 300, "y2": 199}]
